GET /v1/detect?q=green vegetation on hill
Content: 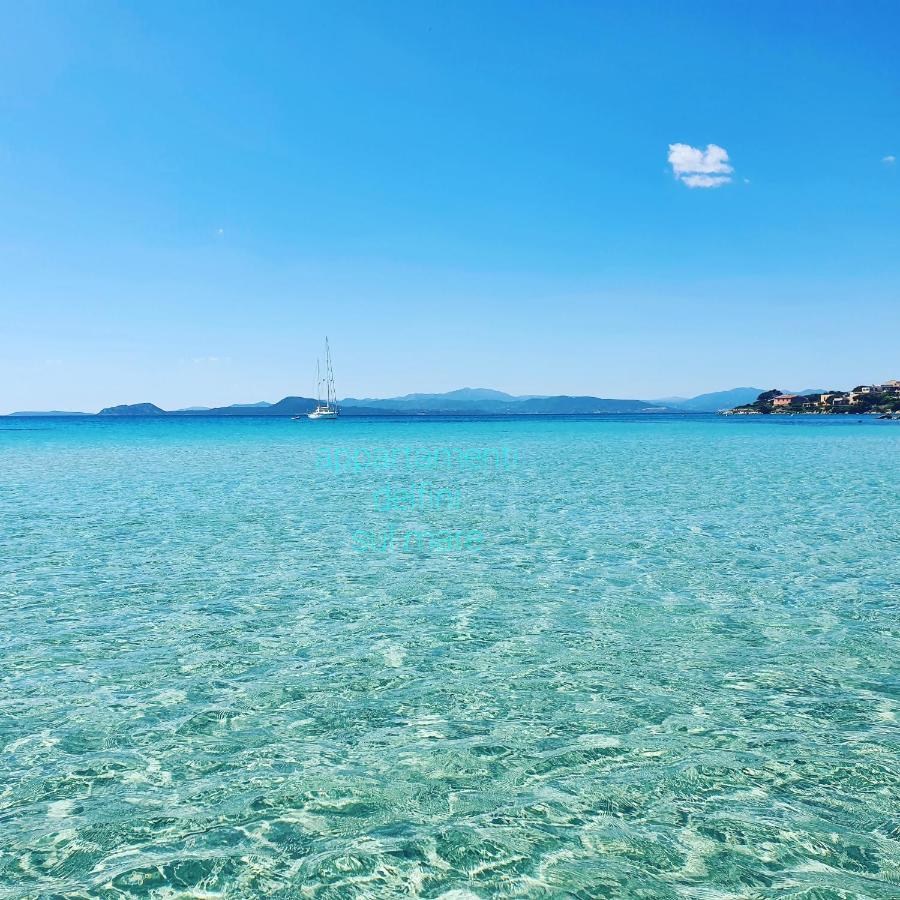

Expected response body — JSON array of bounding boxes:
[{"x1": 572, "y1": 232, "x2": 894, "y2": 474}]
[{"x1": 725, "y1": 382, "x2": 900, "y2": 415}]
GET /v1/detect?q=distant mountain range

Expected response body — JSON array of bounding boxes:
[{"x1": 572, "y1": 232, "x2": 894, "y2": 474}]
[
  {"x1": 92, "y1": 393, "x2": 668, "y2": 417},
  {"x1": 648, "y1": 387, "x2": 828, "y2": 412},
  {"x1": 8, "y1": 387, "x2": 824, "y2": 417},
  {"x1": 339, "y1": 387, "x2": 659, "y2": 415},
  {"x1": 172, "y1": 401, "x2": 272, "y2": 412},
  {"x1": 6, "y1": 410, "x2": 91, "y2": 417},
  {"x1": 652, "y1": 387, "x2": 764, "y2": 412}
]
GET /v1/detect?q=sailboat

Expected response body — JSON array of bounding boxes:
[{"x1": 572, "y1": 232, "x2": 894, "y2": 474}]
[{"x1": 306, "y1": 338, "x2": 339, "y2": 420}]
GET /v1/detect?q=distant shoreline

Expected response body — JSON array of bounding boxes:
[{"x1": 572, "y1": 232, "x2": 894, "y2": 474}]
[
  {"x1": 6, "y1": 411, "x2": 898, "y2": 423},
  {"x1": 4, "y1": 388, "x2": 777, "y2": 418},
  {"x1": 722, "y1": 382, "x2": 900, "y2": 417},
  {"x1": 4, "y1": 410, "x2": 705, "y2": 419}
]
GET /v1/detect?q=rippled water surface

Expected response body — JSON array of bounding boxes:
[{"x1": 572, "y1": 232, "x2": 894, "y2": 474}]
[{"x1": 2, "y1": 415, "x2": 899, "y2": 898}]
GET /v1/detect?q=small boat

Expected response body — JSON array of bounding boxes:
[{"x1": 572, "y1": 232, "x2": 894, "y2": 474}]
[{"x1": 307, "y1": 338, "x2": 339, "y2": 420}]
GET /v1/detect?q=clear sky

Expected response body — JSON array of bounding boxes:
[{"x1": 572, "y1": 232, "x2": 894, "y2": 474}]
[{"x1": 2, "y1": 1, "x2": 898, "y2": 412}]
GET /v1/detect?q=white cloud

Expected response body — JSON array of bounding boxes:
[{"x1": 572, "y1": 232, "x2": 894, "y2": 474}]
[
  {"x1": 680, "y1": 173, "x2": 732, "y2": 188},
  {"x1": 884, "y1": 155, "x2": 896, "y2": 165},
  {"x1": 668, "y1": 142, "x2": 733, "y2": 188}
]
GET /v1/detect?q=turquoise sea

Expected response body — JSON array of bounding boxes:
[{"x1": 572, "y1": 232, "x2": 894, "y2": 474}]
[{"x1": 2, "y1": 415, "x2": 899, "y2": 899}]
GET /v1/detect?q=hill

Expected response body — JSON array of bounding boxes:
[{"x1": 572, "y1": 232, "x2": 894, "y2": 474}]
[
  {"x1": 168, "y1": 397, "x2": 317, "y2": 416},
  {"x1": 98, "y1": 403, "x2": 166, "y2": 416},
  {"x1": 511, "y1": 396, "x2": 656, "y2": 414},
  {"x1": 340, "y1": 389, "x2": 662, "y2": 415},
  {"x1": 341, "y1": 388, "x2": 520, "y2": 412},
  {"x1": 11, "y1": 388, "x2": 689, "y2": 418},
  {"x1": 343, "y1": 388, "x2": 518, "y2": 406},
  {"x1": 660, "y1": 388, "x2": 765, "y2": 412},
  {"x1": 724, "y1": 381, "x2": 900, "y2": 415}
]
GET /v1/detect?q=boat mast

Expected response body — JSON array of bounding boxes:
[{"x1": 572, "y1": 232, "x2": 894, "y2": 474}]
[
  {"x1": 325, "y1": 337, "x2": 335, "y2": 409},
  {"x1": 316, "y1": 358, "x2": 322, "y2": 408}
]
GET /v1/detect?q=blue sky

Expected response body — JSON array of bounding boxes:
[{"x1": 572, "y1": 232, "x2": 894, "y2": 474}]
[{"x1": 2, "y1": 0, "x2": 898, "y2": 411}]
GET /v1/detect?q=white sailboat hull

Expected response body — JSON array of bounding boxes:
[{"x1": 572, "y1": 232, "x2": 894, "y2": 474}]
[{"x1": 298, "y1": 337, "x2": 339, "y2": 421}]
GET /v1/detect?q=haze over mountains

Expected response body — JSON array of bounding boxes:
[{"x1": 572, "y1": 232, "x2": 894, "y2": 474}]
[
  {"x1": 7, "y1": 410, "x2": 91, "y2": 417},
  {"x1": 6, "y1": 387, "x2": 788, "y2": 417},
  {"x1": 653, "y1": 388, "x2": 765, "y2": 412},
  {"x1": 338, "y1": 388, "x2": 659, "y2": 415},
  {"x1": 93, "y1": 393, "x2": 664, "y2": 417}
]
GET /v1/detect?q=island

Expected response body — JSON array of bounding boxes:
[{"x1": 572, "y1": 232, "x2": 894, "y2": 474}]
[
  {"x1": 722, "y1": 380, "x2": 900, "y2": 416},
  {"x1": 98, "y1": 403, "x2": 166, "y2": 416}
]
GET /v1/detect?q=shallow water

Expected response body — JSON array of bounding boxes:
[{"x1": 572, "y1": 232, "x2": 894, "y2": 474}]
[{"x1": 2, "y1": 415, "x2": 899, "y2": 898}]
